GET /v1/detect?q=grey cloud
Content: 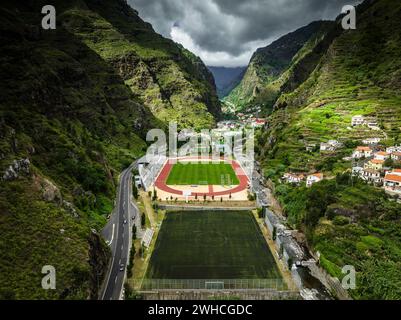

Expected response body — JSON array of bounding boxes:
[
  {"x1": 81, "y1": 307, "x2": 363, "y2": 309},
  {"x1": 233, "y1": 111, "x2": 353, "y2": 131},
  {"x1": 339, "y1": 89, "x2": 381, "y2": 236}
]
[{"x1": 128, "y1": 0, "x2": 361, "y2": 66}]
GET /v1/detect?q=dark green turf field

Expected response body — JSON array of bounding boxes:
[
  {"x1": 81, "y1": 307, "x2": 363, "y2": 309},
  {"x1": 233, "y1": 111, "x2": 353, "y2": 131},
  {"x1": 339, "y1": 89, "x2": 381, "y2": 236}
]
[
  {"x1": 146, "y1": 211, "x2": 281, "y2": 280},
  {"x1": 166, "y1": 162, "x2": 239, "y2": 185}
]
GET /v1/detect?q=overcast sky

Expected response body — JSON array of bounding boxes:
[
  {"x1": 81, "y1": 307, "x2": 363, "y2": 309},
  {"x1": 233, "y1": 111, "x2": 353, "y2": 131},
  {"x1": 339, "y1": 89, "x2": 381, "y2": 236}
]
[{"x1": 128, "y1": 0, "x2": 361, "y2": 67}]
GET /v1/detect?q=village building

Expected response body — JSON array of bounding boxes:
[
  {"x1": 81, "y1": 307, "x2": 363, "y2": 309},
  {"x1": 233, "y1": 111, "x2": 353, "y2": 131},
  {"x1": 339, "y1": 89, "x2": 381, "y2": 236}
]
[
  {"x1": 352, "y1": 146, "x2": 372, "y2": 159},
  {"x1": 351, "y1": 115, "x2": 365, "y2": 126},
  {"x1": 383, "y1": 170, "x2": 401, "y2": 196},
  {"x1": 361, "y1": 169, "x2": 382, "y2": 184},
  {"x1": 366, "y1": 120, "x2": 380, "y2": 131},
  {"x1": 374, "y1": 151, "x2": 390, "y2": 161},
  {"x1": 352, "y1": 166, "x2": 364, "y2": 176},
  {"x1": 386, "y1": 146, "x2": 401, "y2": 154},
  {"x1": 282, "y1": 173, "x2": 305, "y2": 185},
  {"x1": 306, "y1": 173, "x2": 323, "y2": 187},
  {"x1": 391, "y1": 152, "x2": 401, "y2": 161},
  {"x1": 365, "y1": 159, "x2": 384, "y2": 171},
  {"x1": 362, "y1": 137, "x2": 381, "y2": 145},
  {"x1": 320, "y1": 140, "x2": 341, "y2": 152}
]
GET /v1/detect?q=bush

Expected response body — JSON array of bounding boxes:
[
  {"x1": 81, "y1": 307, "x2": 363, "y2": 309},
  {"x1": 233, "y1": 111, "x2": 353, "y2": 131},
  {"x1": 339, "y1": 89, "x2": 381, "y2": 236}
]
[
  {"x1": 333, "y1": 216, "x2": 350, "y2": 226},
  {"x1": 141, "y1": 212, "x2": 145, "y2": 227}
]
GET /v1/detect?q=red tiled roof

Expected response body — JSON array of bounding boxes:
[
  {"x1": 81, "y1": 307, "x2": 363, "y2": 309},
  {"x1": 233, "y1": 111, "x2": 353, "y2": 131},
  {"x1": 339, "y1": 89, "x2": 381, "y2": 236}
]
[
  {"x1": 371, "y1": 159, "x2": 384, "y2": 164},
  {"x1": 385, "y1": 174, "x2": 401, "y2": 182},
  {"x1": 356, "y1": 146, "x2": 371, "y2": 151}
]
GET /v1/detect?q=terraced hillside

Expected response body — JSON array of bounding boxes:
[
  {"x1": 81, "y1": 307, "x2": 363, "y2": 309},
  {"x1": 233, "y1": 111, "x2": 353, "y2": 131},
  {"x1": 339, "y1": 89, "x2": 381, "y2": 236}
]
[
  {"x1": 258, "y1": 0, "x2": 401, "y2": 299},
  {"x1": 263, "y1": 0, "x2": 401, "y2": 174}
]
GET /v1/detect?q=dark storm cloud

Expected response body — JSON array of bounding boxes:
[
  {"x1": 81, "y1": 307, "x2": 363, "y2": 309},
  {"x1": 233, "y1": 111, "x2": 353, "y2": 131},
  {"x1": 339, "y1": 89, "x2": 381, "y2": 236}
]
[{"x1": 128, "y1": 0, "x2": 361, "y2": 66}]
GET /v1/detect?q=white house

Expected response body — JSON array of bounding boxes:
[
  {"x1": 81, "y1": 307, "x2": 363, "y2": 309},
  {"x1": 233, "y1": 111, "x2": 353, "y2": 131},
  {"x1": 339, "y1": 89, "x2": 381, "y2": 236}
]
[
  {"x1": 367, "y1": 120, "x2": 380, "y2": 131},
  {"x1": 383, "y1": 169, "x2": 401, "y2": 196},
  {"x1": 352, "y1": 146, "x2": 373, "y2": 159},
  {"x1": 283, "y1": 173, "x2": 305, "y2": 185},
  {"x1": 320, "y1": 140, "x2": 341, "y2": 152},
  {"x1": 386, "y1": 146, "x2": 401, "y2": 154},
  {"x1": 361, "y1": 169, "x2": 382, "y2": 184},
  {"x1": 351, "y1": 115, "x2": 365, "y2": 126},
  {"x1": 352, "y1": 166, "x2": 364, "y2": 176},
  {"x1": 391, "y1": 152, "x2": 401, "y2": 161},
  {"x1": 362, "y1": 137, "x2": 381, "y2": 145},
  {"x1": 374, "y1": 151, "x2": 390, "y2": 161},
  {"x1": 306, "y1": 173, "x2": 323, "y2": 187}
]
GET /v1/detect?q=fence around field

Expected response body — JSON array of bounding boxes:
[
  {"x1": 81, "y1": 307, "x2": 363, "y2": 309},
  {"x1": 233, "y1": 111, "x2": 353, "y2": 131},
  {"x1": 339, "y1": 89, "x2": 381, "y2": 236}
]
[{"x1": 133, "y1": 279, "x2": 289, "y2": 291}]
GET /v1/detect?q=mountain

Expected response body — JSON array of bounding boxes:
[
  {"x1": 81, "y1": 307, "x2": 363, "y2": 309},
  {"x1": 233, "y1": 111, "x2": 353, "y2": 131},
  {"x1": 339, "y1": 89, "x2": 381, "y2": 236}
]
[
  {"x1": 0, "y1": 0, "x2": 220, "y2": 299},
  {"x1": 225, "y1": 21, "x2": 334, "y2": 113},
  {"x1": 258, "y1": 0, "x2": 401, "y2": 299},
  {"x1": 207, "y1": 66, "x2": 246, "y2": 98}
]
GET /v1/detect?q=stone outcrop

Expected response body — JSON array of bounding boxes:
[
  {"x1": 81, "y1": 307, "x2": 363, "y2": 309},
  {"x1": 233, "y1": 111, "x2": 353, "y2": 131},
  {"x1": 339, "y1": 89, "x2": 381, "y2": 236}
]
[{"x1": 2, "y1": 158, "x2": 30, "y2": 181}]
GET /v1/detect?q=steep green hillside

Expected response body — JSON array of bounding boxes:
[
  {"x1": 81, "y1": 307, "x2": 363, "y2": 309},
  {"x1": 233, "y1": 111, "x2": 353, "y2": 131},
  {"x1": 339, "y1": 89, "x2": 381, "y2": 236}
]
[
  {"x1": 225, "y1": 21, "x2": 333, "y2": 113},
  {"x1": 63, "y1": 0, "x2": 221, "y2": 129},
  {"x1": 259, "y1": 0, "x2": 401, "y2": 299},
  {"x1": 0, "y1": 0, "x2": 220, "y2": 299}
]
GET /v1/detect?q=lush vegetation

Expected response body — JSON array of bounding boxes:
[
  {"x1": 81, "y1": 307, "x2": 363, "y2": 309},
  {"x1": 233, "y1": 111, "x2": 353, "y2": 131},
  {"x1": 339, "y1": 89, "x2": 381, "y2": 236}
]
[
  {"x1": 0, "y1": 0, "x2": 220, "y2": 299},
  {"x1": 275, "y1": 174, "x2": 401, "y2": 299}
]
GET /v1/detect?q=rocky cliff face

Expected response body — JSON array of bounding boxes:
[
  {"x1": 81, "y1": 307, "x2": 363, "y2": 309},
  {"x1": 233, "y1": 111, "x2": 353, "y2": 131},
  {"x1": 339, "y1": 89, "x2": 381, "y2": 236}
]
[
  {"x1": 0, "y1": 0, "x2": 220, "y2": 299},
  {"x1": 225, "y1": 21, "x2": 333, "y2": 113},
  {"x1": 63, "y1": 0, "x2": 221, "y2": 129}
]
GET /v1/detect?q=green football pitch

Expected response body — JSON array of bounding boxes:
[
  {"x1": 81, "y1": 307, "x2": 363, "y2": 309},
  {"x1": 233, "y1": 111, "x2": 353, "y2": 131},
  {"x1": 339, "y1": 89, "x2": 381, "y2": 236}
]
[
  {"x1": 146, "y1": 211, "x2": 282, "y2": 280},
  {"x1": 166, "y1": 162, "x2": 239, "y2": 185}
]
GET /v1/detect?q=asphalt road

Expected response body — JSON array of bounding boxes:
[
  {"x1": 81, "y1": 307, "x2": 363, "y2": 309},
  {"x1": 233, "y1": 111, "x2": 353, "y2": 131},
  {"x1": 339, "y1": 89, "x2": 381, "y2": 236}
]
[{"x1": 101, "y1": 163, "x2": 138, "y2": 300}]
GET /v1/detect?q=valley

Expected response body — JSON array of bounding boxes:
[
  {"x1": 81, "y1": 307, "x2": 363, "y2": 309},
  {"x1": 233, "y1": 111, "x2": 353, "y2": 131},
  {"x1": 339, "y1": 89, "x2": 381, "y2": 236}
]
[{"x1": 0, "y1": 0, "x2": 400, "y2": 302}]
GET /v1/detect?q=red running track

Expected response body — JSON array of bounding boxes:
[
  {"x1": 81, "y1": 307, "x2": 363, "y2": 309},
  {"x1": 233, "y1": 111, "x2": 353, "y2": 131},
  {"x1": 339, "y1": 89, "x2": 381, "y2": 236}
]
[{"x1": 154, "y1": 158, "x2": 249, "y2": 197}]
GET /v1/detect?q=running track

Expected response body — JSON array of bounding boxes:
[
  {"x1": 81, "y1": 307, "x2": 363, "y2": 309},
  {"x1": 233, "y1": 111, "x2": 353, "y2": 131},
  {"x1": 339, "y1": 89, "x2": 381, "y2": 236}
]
[{"x1": 154, "y1": 158, "x2": 249, "y2": 197}]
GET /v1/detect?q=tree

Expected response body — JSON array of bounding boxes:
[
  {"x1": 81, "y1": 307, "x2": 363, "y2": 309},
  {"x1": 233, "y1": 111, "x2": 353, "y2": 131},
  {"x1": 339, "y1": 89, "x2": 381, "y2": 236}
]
[
  {"x1": 132, "y1": 225, "x2": 137, "y2": 240},
  {"x1": 141, "y1": 212, "x2": 145, "y2": 227},
  {"x1": 132, "y1": 181, "x2": 138, "y2": 199},
  {"x1": 203, "y1": 194, "x2": 206, "y2": 202},
  {"x1": 152, "y1": 189, "x2": 157, "y2": 201},
  {"x1": 384, "y1": 158, "x2": 394, "y2": 168}
]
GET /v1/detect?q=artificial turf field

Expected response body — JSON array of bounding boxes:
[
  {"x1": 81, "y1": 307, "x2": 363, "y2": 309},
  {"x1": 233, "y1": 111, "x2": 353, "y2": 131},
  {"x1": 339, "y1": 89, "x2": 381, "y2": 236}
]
[
  {"x1": 146, "y1": 211, "x2": 281, "y2": 280},
  {"x1": 166, "y1": 162, "x2": 239, "y2": 185}
]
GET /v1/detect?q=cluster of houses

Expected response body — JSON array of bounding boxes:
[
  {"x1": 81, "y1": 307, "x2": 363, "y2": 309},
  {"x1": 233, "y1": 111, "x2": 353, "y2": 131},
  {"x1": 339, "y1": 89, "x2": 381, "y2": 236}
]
[
  {"x1": 282, "y1": 172, "x2": 324, "y2": 188},
  {"x1": 216, "y1": 120, "x2": 242, "y2": 130},
  {"x1": 320, "y1": 140, "x2": 342, "y2": 152},
  {"x1": 282, "y1": 137, "x2": 401, "y2": 197},
  {"x1": 236, "y1": 113, "x2": 267, "y2": 128},
  {"x1": 351, "y1": 144, "x2": 401, "y2": 196}
]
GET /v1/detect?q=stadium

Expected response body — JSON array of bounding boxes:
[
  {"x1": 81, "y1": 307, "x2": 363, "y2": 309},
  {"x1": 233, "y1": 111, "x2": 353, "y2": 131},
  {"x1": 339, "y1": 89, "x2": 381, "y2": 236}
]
[
  {"x1": 142, "y1": 156, "x2": 251, "y2": 202},
  {"x1": 134, "y1": 154, "x2": 288, "y2": 293}
]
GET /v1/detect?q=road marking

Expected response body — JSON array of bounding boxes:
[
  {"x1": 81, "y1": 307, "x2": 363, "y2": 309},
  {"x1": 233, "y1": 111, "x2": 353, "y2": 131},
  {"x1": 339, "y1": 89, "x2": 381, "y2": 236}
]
[
  {"x1": 121, "y1": 244, "x2": 124, "y2": 251},
  {"x1": 115, "y1": 276, "x2": 118, "y2": 284},
  {"x1": 119, "y1": 259, "x2": 121, "y2": 265},
  {"x1": 107, "y1": 224, "x2": 115, "y2": 246}
]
